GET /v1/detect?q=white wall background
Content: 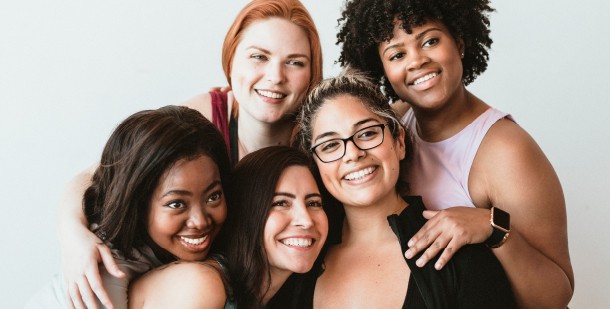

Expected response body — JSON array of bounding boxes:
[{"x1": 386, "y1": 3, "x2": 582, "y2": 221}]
[{"x1": 1, "y1": 0, "x2": 608, "y2": 307}]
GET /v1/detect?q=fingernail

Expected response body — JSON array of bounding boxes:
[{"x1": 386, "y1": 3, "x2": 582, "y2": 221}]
[
  {"x1": 435, "y1": 261, "x2": 442, "y2": 270},
  {"x1": 405, "y1": 250, "x2": 413, "y2": 259},
  {"x1": 408, "y1": 239, "x2": 414, "y2": 247},
  {"x1": 416, "y1": 258, "x2": 424, "y2": 267}
]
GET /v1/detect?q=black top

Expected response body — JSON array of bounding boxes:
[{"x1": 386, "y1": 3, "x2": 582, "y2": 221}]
[{"x1": 270, "y1": 196, "x2": 516, "y2": 309}]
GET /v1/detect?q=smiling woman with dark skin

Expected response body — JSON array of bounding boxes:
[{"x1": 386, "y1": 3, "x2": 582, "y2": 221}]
[{"x1": 337, "y1": 0, "x2": 574, "y2": 308}]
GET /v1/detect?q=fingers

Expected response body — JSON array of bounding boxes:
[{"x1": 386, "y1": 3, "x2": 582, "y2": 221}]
[
  {"x1": 422, "y1": 210, "x2": 439, "y2": 219},
  {"x1": 405, "y1": 222, "x2": 441, "y2": 260},
  {"x1": 433, "y1": 238, "x2": 465, "y2": 270},
  {"x1": 86, "y1": 267, "x2": 112, "y2": 309},
  {"x1": 67, "y1": 278, "x2": 93, "y2": 309},
  {"x1": 98, "y1": 244, "x2": 125, "y2": 278}
]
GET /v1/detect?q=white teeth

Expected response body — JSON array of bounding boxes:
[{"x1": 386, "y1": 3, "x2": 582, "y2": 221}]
[
  {"x1": 413, "y1": 73, "x2": 438, "y2": 85},
  {"x1": 344, "y1": 167, "x2": 376, "y2": 181},
  {"x1": 281, "y1": 238, "x2": 313, "y2": 248},
  {"x1": 256, "y1": 90, "x2": 286, "y2": 99},
  {"x1": 180, "y1": 235, "x2": 208, "y2": 245}
]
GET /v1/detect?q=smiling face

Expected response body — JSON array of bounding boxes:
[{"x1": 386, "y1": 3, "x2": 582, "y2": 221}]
[
  {"x1": 264, "y1": 165, "x2": 328, "y2": 276},
  {"x1": 148, "y1": 155, "x2": 227, "y2": 261},
  {"x1": 230, "y1": 17, "x2": 311, "y2": 124},
  {"x1": 311, "y1": 94, "x2": 405, "y2": 208},
  {"x1": 378, "y1": 20, "x2": 464, "y2": 112}
]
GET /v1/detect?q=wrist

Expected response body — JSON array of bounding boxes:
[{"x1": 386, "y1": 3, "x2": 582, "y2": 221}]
[{"x1": 484, "y1": 207, "x2": 510, "y2": 248}]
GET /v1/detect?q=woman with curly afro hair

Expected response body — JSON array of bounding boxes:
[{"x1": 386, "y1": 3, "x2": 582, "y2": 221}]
[{"x1": 337, "y1": 0, "x2": 574, "y2": 308}]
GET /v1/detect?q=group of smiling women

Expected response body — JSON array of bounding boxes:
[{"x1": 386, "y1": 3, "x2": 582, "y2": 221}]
[{"x1": 28, "y1": 0, "x2": 574, "y2": 308}]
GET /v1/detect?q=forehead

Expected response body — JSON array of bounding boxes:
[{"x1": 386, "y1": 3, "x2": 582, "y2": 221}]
[
  {"x1": 312, "y1": 94, "x2": 382, "y2": 134},
  {"x1": 388, "y1": 19, "x2": 451, "y2": 42},
  {"x1": 157, "y1": 155, "x2": 219, "y2": 190},
  {"x1": 275, "y1": 165, "x2": 318, "y2": 192},
  {"x1": 236, "y1": 17, "x2": 310, "y2": 55}
]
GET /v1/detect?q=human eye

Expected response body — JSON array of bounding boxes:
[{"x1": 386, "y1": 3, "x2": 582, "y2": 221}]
[
  {"x1": 389, "y1": 52, "x2": 405, "y2": 61},
  {"x1": 251, "y1": 54, "x2": 268, "y2": 61},
  {"x1": 357, "y1": 127, "x2": 381, "y2": 141},
  {"x1": 306, "y1": 199, "x2": 323, "y2": 208},
  {"x1": 422, "y1": 37, "x2": 439, "y2": 48},
  {"x1": 319, "y1": 140, "x2": 341, "y2": 153},
  {"x1": 287, "y1": 59, "x2": 305, "y2": 67},
  {"x1": 165, "y1": 200, "x2": 186, "y2": 209},
  {"x1": 207, "y1": 190, "x2": 223, "y2": 203},
  {"x1": 272, "y1": 199, "x2": 290, "y2": 207}
]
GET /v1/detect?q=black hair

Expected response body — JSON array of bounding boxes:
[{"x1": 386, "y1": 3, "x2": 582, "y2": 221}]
[
  {"x1": 83, "y1": 105, "x2": 231, "y2": 261},
  {"x1": 337, "y1": 0, "x2": 494, "y2": 102}
]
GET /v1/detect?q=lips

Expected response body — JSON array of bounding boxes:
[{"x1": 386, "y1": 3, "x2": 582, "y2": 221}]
[
  {"x1": 178, "y1": 234, "x2": 211, "y2": 251},
  {"x1": 343, "y1": 166, "x2": 377, "y2": 181},
  {"x1": 280, "y1": 237, "x2": 314, "y2": 248},
  {"x1": 408, "y1": 71, "x2": 440, "y2": 86},
  {"x1": 255, "y1": 89, "x2": 287, "y2": 99}
]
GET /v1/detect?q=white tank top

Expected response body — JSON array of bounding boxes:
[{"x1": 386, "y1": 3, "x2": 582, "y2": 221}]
[{"x1": 401, "y1": 107, "x2": 512, "y2": 210}]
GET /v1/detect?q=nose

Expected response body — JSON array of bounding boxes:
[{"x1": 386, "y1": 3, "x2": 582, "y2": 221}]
[
  {"x1": 266, "y1": 61, "x2": 286, "y2": 84},
  {"x1": 292, "y1": 203, "x2": 314, "y2": 229},
  {"x1": 342, "y1": 139, "x2": 365, "y2": 163},
  {"x1": 186, "y1": 207, "x2": 210, "y2": 230},
  {"x1": 407, "y1": 50, "x2": 430, "y2": 71}
]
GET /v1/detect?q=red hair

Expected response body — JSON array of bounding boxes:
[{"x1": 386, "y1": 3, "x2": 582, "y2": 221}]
[{"x1": 222, "y1": 0, "x2": 323, "y2": 93}]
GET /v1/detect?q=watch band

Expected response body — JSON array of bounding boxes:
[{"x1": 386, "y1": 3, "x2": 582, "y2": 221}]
[{"x1": 484, "y1": 207, "x2": 510, "y2": 248}]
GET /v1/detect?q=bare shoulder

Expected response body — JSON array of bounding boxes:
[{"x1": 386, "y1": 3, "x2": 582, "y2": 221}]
[
  {"x1": 470, "y1": 117, "x2": 565, "y2": 224},
  {"x1": 130, "y1": 262, "x2": 227, "y2": 309},
  {"x1": 181, "y1": 92, "x2": 213, "y2": 120},
  {"x1": 477, "y1": 118, "x2": 548, "y2": 168}
]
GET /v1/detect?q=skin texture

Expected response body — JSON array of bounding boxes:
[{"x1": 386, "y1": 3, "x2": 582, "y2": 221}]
[
  {"x1": 380, "y1": 21, "x2": 574, "y2": 308},
  {"x1": 230, "y1": 18, "x2": 311, "y2": 126},
  {"x1": 311, "y1": 95, "x2": 410, "y2": 308},
  {"x1": 185, "y1": 17, "x2": 311, "y2": 160},
  {"x1": 263, "y1": 165, "x2": 328, "y2": 303},
  {"x1": 129, "y1": 165, "x2": 328, "y2": 308},
  {"x1": 58, "y1": 15, "x2": 317, "y2": 309},
  {"x1": 147, "y1": 156, "x2": 226, "y2": 262}
]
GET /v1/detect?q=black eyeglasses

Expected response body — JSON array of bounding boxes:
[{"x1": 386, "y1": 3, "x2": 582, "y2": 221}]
[{"x1": 310, "y1": 124, "x2": 386, "y2": 163}]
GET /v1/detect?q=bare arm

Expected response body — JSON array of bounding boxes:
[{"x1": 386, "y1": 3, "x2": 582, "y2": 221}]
[
  {"x1": 406, "y1": 120, "x2": 574, "y2": 308},
  {"x1": 473, "y1": 120, "x2": 574, "y2": 308},
  {"x1": 129, "y1": 262, "x2": 227, "y2": 309},
  {"x1": 57, "y1": 166, "x2": 124, "y2": 309}
]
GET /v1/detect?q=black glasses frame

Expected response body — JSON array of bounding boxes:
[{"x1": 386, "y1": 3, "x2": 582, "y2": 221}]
[{"x1": 310, "y1": 124, "x2": 386, "y2": 163}]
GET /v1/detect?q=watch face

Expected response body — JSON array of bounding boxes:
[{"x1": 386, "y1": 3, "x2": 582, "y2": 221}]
[{"x1": 493, "y1": 207, "x2": 510, "y2": 230}]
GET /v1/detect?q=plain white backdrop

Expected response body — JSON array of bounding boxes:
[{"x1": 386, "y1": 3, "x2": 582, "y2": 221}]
[{"x1": 2, "y1": 0, "x2": 609, "y2": 307}]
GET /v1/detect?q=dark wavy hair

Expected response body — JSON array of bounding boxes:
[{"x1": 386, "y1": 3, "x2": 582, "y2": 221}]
[
  {"x1": 337, "y1": 0, "x2": 494, "y2": 102},
  {"x1": 83, "y1": 105, "x2": 231, "y2": 261},
  {"x1": 225, "y1": 146, "x2": 320, "y2": 308}
]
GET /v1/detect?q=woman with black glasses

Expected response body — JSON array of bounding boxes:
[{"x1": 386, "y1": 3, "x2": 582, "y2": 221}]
[{"x1": 292, "y1": 69, "x2": 516, "y2": 308}]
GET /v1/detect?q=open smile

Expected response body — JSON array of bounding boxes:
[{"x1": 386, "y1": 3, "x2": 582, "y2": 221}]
[
  {"x1": 178, "y1": 234, "x2": 211, "y2": 251},
  {"x1": 255, "y1": 89, "x2": 287, "y2": 99},
  {"x1": 343, "y1": 166, "x2": 378, "y2": 181},
  {"x1": 408, "y1": 71, "x2": 440, "y2": 86}
]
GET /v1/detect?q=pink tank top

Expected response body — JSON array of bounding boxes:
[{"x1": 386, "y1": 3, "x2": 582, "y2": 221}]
[{"x1": 401, "y1": 108, "x2": 512, "y2": 210}]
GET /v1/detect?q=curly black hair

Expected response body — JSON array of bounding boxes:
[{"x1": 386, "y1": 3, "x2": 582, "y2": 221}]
[{"x1": 337, "y1": 0, "x2": 494, "y2": 102}]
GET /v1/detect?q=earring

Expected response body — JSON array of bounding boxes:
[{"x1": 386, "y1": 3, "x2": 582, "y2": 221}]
[{"x1": 461, "y1": 52, "x2": 464, "y2": 58}]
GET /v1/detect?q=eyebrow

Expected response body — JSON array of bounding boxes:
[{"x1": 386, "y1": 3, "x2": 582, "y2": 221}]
[
  {"x1": 381, "y1": 27, "x2": 443, "y2": 56},
  {"x1": 160, "y1": 180, "x2": 222, "y2": 198},
  {"x1": 274, "y1": 192, "x2": 322, "y2": 199},
  {"x1": 245, "y1": 46, "x2": 310, "y2": 59},
  {"x1": 313, "y1": 118, "x2": 379, "y2": 143}
]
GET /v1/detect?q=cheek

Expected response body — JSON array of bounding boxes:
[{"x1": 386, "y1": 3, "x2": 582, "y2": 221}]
[
  {"x1": 314, "y1": 212, "x2": 329, "y2": 236},
  {"x1": 263, "y1": 213, "x2": 282, "y2": 245},
  {"x1": 148, "y1": 213, "x2": 177, "y2": 239}
]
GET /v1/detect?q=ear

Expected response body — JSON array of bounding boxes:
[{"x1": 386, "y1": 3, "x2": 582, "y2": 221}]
[
  {"x1": 395, "y1": 126, "x2": 406, "y2": 160},
  {"x1": 457, "y1": 37, "x2": 465, "y2": 59}
]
